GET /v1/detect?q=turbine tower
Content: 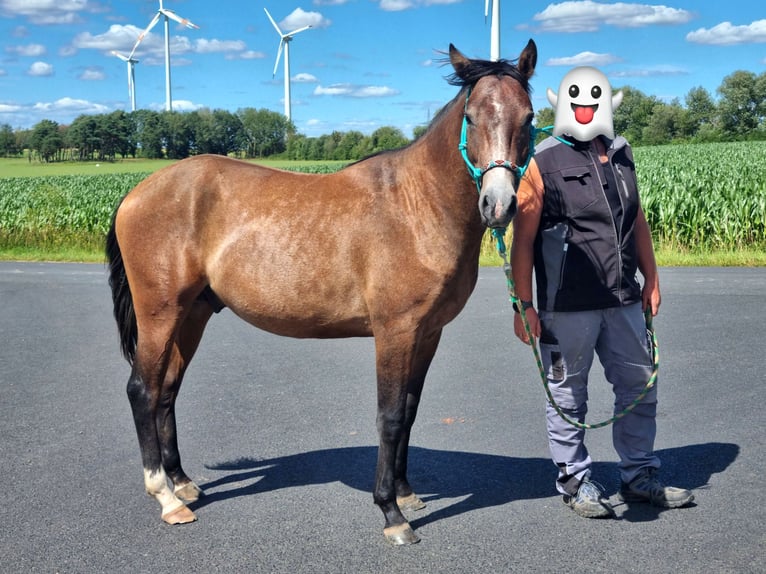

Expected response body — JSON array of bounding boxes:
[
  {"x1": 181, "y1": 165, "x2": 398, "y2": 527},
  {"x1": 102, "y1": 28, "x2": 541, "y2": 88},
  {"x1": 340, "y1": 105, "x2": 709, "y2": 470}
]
[
  {"x1": 485, "y1": 0, "x2": 501, "y2": 61},
  {"x1": 264, "y1": 8, "x2": 312, "y2": 121},
  {"x1": 112, "y1": 51, "x2": 139, "y2": 111},
  {"x1": 130, "y1": 0, "x2": 199, "y2": 112}
]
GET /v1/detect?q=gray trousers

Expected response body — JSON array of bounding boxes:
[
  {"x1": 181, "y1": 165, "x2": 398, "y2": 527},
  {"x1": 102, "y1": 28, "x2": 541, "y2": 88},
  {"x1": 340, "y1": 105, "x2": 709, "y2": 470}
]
[{"x1": 538, "y1": 303, "x2": 660, "y2": 496}]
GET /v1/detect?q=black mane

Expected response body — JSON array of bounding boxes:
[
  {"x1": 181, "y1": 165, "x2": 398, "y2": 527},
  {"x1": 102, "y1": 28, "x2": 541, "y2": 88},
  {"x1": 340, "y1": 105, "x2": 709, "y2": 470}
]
[{"x1": 445, "y1": 56, "x2": 532, "y2": 96}]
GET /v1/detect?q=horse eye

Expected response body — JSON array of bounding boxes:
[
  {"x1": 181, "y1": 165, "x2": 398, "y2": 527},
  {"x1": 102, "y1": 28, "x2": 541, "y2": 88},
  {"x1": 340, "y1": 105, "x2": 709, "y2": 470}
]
[
  {"x1": 568, "y1": 84, "x2": 579, "y2": 98},
  {"x1": 591, "y1": 85, "x2": 602, "y2": 99}
]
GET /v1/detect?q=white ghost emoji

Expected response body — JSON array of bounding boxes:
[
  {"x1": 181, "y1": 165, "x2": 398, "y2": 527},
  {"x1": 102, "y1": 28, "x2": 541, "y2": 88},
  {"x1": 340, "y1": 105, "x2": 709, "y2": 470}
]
[{"x1": 547, "y1": 66, "x2": 623, "y2": 141}]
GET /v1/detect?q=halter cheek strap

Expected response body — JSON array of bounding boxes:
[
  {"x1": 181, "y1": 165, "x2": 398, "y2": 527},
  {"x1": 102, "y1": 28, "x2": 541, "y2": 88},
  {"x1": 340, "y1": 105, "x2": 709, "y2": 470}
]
[{"x1": 458, "y1": 87, "x2": 536, "y2": 193}]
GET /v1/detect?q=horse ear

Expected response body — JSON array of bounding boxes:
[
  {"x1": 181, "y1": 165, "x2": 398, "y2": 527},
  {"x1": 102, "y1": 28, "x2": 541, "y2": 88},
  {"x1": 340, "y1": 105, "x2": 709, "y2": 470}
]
[
  {"x1": 449, "y1": 44, "x2": 472, "y2": 78},
  {"x1": 517, "y1": 39, "x2": 537, "y2": 80}
]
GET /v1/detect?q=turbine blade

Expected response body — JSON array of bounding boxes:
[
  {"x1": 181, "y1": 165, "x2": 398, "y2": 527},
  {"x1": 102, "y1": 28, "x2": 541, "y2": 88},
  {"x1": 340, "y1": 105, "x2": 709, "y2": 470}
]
[
  {"x1": 286, "y1": 25, "x2": 312, "y2": 37},
  {"x1": 485, "y1": 0, "x2": 490, "y2": 20},
  {"x1": 273, "y1": 39, "x2": 285, "y2": 77},
  {"x1": 161, "y1": 8, "x2": 200, "y2": 30},
  {"x1": 264, "y1": 7, "x2": 283, "y2": 36},
  {"x1": 129, "y1": 12, "x2": 161, "y2": 59},
  {"x1": 112, "y1": 50, "x2": 129, "y2": 62}
]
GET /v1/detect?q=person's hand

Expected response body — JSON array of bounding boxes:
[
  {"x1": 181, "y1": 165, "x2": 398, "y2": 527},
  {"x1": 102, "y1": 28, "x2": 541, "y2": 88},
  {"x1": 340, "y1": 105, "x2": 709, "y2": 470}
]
[
  {"x1": 514, "y1": 307, "x2": 540, "y2": 345},
  {"x1": 642, "y1": 281, "x2": 661, "y2": 317}
]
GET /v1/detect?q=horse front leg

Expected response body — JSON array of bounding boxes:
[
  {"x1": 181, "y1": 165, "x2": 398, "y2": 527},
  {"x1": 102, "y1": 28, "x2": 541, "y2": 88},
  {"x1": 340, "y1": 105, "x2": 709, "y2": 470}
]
[
  {"x1": 373, "y1": 331, "x2": 424, "y2": 545},
  {"x1": 394, "y1": 329, "x2": 442, "y2": 513}
]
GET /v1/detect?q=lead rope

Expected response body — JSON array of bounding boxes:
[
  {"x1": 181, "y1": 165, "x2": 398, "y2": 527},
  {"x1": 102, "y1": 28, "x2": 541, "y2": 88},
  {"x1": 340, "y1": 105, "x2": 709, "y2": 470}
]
[{"x1": 493, "y1": 230, "x2": 659, "y2": 430}]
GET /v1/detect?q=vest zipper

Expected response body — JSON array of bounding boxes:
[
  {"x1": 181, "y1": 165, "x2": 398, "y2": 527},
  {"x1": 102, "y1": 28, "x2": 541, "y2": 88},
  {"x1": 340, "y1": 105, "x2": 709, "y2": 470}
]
[{"x1": 588, "y1": 146, "x2": 624, "y2": 303}]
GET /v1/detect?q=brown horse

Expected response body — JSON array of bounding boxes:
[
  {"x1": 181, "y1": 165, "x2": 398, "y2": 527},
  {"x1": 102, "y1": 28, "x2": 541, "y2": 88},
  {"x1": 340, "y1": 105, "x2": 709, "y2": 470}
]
[{"x1": 106, "y1": 41, "x2": 536, "y2": 545}]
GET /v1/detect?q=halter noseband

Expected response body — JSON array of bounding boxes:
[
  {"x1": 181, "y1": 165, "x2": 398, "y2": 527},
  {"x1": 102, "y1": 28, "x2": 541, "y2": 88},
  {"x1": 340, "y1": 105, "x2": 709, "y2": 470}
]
[{"x1": 458, "y1": 86, "x2": 536, "y2": 193}]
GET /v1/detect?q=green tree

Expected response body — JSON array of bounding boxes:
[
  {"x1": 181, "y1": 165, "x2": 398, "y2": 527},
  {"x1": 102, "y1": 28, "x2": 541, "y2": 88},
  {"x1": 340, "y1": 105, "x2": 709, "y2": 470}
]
[
  {"x1": 132, "y1": 110, "x2": 164, "y2": 159},
  {"x1": 684, "y1": 86, "x2": 717, "y2": 138},
  {"x1": 162, "y1": 111, "x2": 193, "y2": 159},
  {"x1": 336, "y1": 130, "x2": 367, "y2": 159},
  {"x1": 188, "y1": 109, "x2": 243, "y2": 156},
  {"x1": 239, "y1": 108, "x2": 293, "y2": 157},
  {"x1": 30, "y1": 119, "x2": 64, "y2": 162},
  {"x1": 642, "y1": 101, "x2": 686, "y2": 145},
  {"x1": 717, "y1": 70, "x2": 761, "y2": 138},
  {"x1": 0, "y1": 123, "x2": 20, "y2": 157},
  {"x1": 412, "y1": 125, "x2": 428, "y2": 140},
  {"x1": 613, "y1": 86, "x2": 660, "y2": 145},
  {"x1": 369, "y1": 126, "x2": 408, "y2": 153},
  {"x1": 66, "y1": 115, "x2": 100, "y2": 160}
]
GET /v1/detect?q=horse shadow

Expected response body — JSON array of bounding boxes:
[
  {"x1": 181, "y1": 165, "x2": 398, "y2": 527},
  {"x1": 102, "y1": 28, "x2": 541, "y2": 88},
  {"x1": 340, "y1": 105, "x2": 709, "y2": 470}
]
[{"x1": 191, "y1": 442, "x2": 738, "y2": 526}]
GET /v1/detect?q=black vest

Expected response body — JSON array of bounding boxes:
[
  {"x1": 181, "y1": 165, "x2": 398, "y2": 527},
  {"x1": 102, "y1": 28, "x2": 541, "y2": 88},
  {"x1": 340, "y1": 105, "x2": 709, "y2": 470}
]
[{"x1": 532, "y1": 135, "x2": 642, "y2": 312}]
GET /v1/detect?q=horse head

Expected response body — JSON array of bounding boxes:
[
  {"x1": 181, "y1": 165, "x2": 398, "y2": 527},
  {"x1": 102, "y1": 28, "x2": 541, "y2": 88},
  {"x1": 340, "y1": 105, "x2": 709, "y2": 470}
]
[{"x1": 449, "y1": 40, "x2": 537, "y2": 229}]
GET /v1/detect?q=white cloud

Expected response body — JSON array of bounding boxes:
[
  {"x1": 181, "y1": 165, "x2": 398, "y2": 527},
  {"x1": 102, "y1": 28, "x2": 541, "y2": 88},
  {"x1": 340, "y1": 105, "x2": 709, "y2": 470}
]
[
  {"x1": 32, "y1": 97, "x2": 109, "y2": 115},
  {"x1": 27, "y1": 61, "x2": 53, "y2": 76},
  {"x1": 354, "y1": 86, "x2": 399, "y2": 97},
  {"x1": 546, "y1": 52, "x2": 622, "y2": 66},
  {"x1": 314, "y1": 83, "x2": 399, "y2": 97},
  {"x1": 71, "y1": 24, "x2": 248, "y2": 66},
  {"x1": 0, "y1": 102, "x2": 22, "y2": 113},
  {"x1": 314, "y1": 84, "x2": 353, "y2": 96},
  {"x1": 194, "y1": 39, "x2": 247, "y2": 54},
  {"x1": 70, "y1": 24, "x2": 146, "y2": 54},
  {"x1": 533, "y1": 1, "x2": 694, "y2": 33},
  {"x1": 6, "y1": 43, "x2": 46, "y2": 57},
  {"x1": 0, "y1": 0, "x2": 89, "y2": 25},
  {"x1": 293, "y1": 73, "x2": 318, "y2": 83},
  {"x1": 380, "y1": 0, "x2": 415, "y2": 10},
  {"x1": 686, "y1": 20, "x2": 766, "y2": 46},
  {"x1": 610, "y1": 65, "x2": 688, "y2": 78},
  {"x1": 282, "y1": 8, "x2": 331, "y2": 30},
  {"x1": 79, "y1": 67, "x2": 105, "y2": 81},
  {"x1": 168, "y1": 100, "x2": 204, "y2": 112},
  {"x1": 377, "y1": 0, "x2": 493, "y2": 10},
  {"x1": 227, "y1": 50, "x2": 266, "y2": 60}
]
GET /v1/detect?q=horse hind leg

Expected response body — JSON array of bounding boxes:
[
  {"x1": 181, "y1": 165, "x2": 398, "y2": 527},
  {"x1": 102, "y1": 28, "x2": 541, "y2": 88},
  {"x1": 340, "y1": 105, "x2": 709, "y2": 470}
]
[
  {"x1": 128, "y1": 297, "x2": 211, "y2": 525},
  {"x1": 127, "y1": 350, "x2": 197, "y2": 525},
  {"x1": 157, "y1": 301, "x2": 215, "y2": 509}
]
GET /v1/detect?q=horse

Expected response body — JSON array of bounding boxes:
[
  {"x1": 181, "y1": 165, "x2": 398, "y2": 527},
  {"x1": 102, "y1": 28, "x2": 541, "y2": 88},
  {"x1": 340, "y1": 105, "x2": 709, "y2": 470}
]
[{"x1": 106, "y1": 40, "x2": 537, "y2": 545}]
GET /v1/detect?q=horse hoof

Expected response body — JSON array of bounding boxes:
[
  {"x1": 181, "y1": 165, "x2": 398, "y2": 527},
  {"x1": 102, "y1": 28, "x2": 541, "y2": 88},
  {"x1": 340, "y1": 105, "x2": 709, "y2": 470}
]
[
  {"x1": 384, "y1": 523, "x2": 421, "y2": 545},
  {"x1": 397, "y1": 493, "x2": 427, "y2": 512},
  {"x1": 162, "y1": 505, "x2": 197, "y2": 525},
  {"x1": 175, "y1": 482, "x2": 203, "y2": 503}
]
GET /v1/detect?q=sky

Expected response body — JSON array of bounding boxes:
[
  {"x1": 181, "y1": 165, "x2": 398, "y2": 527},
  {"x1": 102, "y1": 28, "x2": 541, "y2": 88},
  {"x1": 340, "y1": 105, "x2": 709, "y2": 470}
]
[{"x1": 0, "y1": 0, "x2": 764, "y2": 137}]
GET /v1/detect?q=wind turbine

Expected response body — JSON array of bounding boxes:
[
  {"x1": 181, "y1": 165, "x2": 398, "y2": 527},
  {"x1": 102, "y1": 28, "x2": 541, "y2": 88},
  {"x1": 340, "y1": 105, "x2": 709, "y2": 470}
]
[
  {"x1": 264, "y1": 8, "x2": 312, "y2": 121},
  {"x1": 112, "y1": 51, "x2": 139, "y2": 111},
  {"x1": 130, "y1": 0, "x2": 199, "y2": 112},
  {"x1": 485, "y1": 0, "x2": 501, "y2": 61}
]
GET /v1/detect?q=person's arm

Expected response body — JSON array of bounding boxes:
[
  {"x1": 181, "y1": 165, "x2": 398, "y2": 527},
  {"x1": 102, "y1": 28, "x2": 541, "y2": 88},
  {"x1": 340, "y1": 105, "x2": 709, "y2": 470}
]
[
  {"x1": 511, "y1": 159, "x2": 543, "y2": 344},
  {"x1": 635, "y1": 206, "x2": 661, "y2": 316}
]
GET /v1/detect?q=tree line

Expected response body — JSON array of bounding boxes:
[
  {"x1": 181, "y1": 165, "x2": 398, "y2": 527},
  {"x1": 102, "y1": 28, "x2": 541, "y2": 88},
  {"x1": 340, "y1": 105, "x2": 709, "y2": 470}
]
[{"x1": 1, "y1": 68, "x2": 765, "y2": 162}]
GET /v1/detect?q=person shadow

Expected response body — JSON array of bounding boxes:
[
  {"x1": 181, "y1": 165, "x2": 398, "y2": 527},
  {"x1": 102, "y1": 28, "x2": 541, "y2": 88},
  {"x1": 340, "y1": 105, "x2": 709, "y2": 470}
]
[{"x1": 190, "y1": 442, "x2": 738, "y2": 525}]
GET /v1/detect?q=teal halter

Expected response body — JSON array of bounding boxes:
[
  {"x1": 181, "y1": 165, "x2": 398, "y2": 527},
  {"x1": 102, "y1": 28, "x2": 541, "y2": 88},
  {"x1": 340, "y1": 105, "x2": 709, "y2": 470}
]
[{"x1": 458, "y1": 87, "x2": 536, "y2": 194}]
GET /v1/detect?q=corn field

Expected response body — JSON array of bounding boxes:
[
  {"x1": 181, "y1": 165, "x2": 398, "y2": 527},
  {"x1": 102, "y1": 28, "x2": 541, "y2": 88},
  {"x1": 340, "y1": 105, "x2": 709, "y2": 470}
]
[
  {"x1": 1, "y1": 142, "x2": 765, "y2": 255},
  {"x1": 635, "y1": 141, "x2": 766, "y2": 249}
]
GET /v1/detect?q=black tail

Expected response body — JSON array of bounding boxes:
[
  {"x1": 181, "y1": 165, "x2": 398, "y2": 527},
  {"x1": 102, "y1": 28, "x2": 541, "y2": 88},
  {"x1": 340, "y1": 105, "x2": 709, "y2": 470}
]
[{"x1": 106, "y1": 201, "x2": 137, "y2": 365}]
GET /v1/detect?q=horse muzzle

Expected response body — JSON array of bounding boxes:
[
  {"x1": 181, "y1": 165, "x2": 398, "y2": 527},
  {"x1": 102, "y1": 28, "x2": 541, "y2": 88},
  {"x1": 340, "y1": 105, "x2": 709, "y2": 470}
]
[{"x1": 479, "y1": 185, "x2": 517, "y2": 228}]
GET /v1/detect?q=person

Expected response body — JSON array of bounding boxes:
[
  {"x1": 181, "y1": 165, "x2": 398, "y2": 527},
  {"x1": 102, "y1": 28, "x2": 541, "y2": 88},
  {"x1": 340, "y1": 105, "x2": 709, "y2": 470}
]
[{"x1": 510, "y1": 66, "x2": 694, "y2": 518}]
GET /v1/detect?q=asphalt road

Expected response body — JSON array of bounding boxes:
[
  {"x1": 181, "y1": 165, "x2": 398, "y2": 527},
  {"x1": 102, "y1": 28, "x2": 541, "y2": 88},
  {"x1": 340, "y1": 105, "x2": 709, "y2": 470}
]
[{"x1": 1, "y1": 262, "x2": 764, "y2": 573}]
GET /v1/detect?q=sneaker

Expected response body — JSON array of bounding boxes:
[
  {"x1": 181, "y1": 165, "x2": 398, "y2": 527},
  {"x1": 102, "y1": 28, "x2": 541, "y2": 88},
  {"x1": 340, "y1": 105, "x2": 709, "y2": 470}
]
[
  {"x1": 563, "y1": 478, "x2": 614, "y2": 518},
  {"x1": 620, "y1": 468, "x2": 694, "y2": 508}
]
